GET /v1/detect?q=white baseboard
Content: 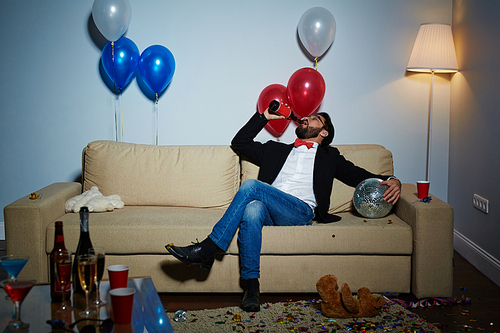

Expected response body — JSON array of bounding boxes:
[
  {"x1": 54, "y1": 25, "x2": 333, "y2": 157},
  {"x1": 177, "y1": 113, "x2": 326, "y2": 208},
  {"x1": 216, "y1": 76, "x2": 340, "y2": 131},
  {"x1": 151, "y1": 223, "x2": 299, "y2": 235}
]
[
  {"x1": 0, "y1": 222, "x2": 4, "y2": 241},
  {"x1": 454, "y1": 229, "x2": 500, "y2": 287}
]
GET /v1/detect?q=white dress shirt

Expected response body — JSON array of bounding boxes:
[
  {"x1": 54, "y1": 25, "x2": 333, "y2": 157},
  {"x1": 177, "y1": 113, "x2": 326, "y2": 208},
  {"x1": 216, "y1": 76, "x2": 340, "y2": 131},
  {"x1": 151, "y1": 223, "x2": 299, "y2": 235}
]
[{"x1": 271, "y1": 142, "x2": 318, "y2": 211}]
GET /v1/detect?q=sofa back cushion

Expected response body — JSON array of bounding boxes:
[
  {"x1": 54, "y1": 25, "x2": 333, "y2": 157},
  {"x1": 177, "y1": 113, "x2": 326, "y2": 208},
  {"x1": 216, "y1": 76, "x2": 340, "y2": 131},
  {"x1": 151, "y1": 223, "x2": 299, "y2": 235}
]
[
  {"x1": 241, "y1": 144, "x2": 394, "y2": 214},
  {"x1": 83, "y1": 141, "x2": 240, "y2": 208}
]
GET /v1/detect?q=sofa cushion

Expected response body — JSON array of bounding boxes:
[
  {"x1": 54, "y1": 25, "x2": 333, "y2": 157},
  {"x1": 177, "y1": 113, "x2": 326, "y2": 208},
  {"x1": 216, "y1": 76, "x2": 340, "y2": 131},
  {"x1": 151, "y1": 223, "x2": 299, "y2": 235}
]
[
  {"x1": 83, "y1": 141, "x2": 240, "y2": 208},
  {"x1": 259, "y1": 211, "x2": 412, "y2": 255},
  {"x1": 328, "y1": 147, "x2": 393, "y2": 213},
  {"x1": 241, "y1": 144, "x2": 394, "y2": 213},
  {"x1": 48, "y1": 206, "x2": 226, "y2": 254},
  {"x1": 47, "y1": 206, "x2": 412, "y2": 256}
]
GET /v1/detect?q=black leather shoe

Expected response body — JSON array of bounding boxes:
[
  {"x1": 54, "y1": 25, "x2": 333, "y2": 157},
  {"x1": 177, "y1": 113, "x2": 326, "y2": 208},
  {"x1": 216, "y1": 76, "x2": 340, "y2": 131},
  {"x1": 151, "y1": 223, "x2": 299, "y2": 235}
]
[
  {"x1": 165, "y1": 242, "x2": 215, "y2": 270},
  {"x1": 241, "y1": 279, "x2": 260, "y2": 312}
]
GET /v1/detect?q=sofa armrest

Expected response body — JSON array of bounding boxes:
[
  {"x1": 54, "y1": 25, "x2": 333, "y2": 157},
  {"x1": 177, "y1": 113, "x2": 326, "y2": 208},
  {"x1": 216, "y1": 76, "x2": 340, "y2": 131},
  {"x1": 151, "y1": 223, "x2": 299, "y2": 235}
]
[
  {"x1": 3, "y1": 182, "x2": 82, "y2": 283},
  {"x1": 394, "y1": 183, "x2": 454, "y2": 298}
]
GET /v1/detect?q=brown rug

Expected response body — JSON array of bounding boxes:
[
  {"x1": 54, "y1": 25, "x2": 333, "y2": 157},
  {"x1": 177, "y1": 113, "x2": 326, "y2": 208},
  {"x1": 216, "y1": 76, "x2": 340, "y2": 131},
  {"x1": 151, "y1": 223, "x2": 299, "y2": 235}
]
[{"x1": 166, "y1": 299, "x2": 439, "y2": 332}]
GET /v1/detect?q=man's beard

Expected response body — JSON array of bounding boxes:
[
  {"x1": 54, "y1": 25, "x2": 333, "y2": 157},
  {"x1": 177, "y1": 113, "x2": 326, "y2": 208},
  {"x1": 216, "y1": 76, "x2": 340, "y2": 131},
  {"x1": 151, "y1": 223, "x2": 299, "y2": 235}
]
[{"x1": 295, "y1": 125, "x2": 323, "y2": 140}]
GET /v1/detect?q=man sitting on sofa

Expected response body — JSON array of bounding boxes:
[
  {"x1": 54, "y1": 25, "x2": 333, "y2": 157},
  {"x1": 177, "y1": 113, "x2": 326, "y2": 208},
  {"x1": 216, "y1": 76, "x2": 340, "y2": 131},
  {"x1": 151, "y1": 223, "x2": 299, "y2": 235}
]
[{"x1": 166, "y1": 108, "x2": 401, "y2": 312}]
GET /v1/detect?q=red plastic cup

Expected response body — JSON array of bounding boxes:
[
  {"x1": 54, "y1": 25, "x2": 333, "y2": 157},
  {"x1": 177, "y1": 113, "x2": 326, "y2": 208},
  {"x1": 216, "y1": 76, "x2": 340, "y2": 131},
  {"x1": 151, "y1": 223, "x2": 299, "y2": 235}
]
[
  {"x1": 416, "y1": 181, "x2": 430, "y2": 199},
  {"x1": 109, "y1": 288, "x2": 135, "y2": 324},
  {"x1": 107, "y1": 265, "x2": 129, "y2": 290},
  {"x1": 112, "y1": 323, "x2": 133, "y2": 333}
]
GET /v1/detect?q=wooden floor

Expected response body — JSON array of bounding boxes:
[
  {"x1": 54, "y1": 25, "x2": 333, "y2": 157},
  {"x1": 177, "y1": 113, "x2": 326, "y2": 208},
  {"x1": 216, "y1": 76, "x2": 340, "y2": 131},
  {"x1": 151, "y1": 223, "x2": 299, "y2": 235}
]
[{"x1": 1, "y1": 242, "x2": 499, "y2": 332}]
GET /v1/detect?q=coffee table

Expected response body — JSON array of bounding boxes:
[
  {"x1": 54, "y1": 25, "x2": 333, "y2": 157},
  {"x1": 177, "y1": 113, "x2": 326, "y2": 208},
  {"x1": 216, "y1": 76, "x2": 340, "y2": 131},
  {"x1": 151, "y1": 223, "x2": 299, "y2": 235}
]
[{"x1": 0, "y1": 276, "x2": 174, "y2": 332}]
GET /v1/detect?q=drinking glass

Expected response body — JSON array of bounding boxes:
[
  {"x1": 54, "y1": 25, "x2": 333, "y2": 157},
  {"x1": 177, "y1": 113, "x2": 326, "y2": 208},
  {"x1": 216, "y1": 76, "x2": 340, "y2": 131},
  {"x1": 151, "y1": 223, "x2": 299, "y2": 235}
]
[
  {"x1": 89, "y1": 247, "x2": 107, "y2": 306},
  {"x1": 77, "y1": 253, "x2": 97, "y2": 317},
  {"x1": 1, "y1": 278, "x2": 36, "y2": 331},
  {"x1": 0, "y1": 255, "x2": 30, "y2": 281},
  {"x1": 55, "y1": 250, "x2": 72, "y2": 312}
]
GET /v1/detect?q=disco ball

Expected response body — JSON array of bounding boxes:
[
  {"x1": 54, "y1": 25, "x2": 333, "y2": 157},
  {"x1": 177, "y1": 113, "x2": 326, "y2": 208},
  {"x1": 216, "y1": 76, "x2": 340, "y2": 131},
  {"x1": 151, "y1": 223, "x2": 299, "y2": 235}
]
[{"x1": 353, "y1": 178, "x2": 393, "y2": 218}]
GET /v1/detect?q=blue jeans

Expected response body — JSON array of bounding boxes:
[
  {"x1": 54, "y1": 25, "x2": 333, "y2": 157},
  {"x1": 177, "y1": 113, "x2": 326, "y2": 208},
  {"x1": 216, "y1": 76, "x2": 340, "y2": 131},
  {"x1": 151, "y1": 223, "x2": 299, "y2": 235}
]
[{"x1": 208, "y1": 179, "x2": 314, "y2": 280}]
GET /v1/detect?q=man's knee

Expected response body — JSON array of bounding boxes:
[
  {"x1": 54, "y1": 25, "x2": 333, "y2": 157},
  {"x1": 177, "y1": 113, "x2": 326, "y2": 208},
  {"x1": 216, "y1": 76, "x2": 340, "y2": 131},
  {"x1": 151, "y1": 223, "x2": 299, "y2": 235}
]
[
  {"x1": 239, "y1": 179, "x2": 260, "y2": 192},
  {"x1": 243, "y1": 200, "x2": 266, "y2": 221}
]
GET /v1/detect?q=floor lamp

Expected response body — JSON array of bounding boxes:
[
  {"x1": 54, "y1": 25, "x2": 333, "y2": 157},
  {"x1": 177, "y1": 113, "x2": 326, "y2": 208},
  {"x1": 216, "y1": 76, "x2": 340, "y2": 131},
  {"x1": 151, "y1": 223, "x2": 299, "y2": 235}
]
[{"x1": 406, "y1": 23, "x2": 458, "y2": 182}]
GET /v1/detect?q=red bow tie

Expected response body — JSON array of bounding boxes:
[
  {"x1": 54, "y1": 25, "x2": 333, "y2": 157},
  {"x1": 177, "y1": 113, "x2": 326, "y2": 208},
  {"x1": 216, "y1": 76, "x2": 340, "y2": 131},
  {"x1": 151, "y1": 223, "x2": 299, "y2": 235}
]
[{"x1": 294, "y1": 138, "x2": 314, "y2": 149}]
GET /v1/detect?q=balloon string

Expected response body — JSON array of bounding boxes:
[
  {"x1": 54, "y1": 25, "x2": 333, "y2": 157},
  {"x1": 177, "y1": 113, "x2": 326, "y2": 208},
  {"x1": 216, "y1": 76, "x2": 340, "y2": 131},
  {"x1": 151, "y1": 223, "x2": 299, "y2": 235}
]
[
  {"x1": 114, "y1": 90, "x2": 123, "y2": 141},
  {"x1": 155, "y1": 93, "x2": 159, "y2": 145},
  {"x1": 120, "y1": 90, "x2": 123, "y2": 140},
  {"x1": 314, "y1": 57, "x2": 318, "y2": 70},
  {"x1": 114, "y1": 97, "x2": 118, "y2": 141}
]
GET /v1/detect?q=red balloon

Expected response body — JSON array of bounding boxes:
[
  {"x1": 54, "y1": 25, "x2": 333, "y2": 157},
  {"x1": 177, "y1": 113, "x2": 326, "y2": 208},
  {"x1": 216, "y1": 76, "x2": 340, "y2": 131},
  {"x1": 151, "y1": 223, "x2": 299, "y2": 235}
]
[
  {"x1": 287, "y1": 68, "x2": 326, "y2": 118},
  {"x1": 257, "y1": 84, "x2": 291, "y2": 137}
]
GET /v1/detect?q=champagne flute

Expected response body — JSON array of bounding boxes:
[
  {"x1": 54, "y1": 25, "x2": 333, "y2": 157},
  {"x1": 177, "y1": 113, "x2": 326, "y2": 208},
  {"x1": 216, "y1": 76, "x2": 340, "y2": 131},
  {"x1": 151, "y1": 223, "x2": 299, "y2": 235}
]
[
  {"x1": 77, "y1": 253, "x2": 97, "y2": 317},
  {"x1": 55, "y1": 250, "x2": 72, "y2": 312},
  {"x1": 1, "y1": 278, "x2": 36, "y2": 331},
  {"x1": 89, "y1": 247, "x2": 107, "y2": 306}
]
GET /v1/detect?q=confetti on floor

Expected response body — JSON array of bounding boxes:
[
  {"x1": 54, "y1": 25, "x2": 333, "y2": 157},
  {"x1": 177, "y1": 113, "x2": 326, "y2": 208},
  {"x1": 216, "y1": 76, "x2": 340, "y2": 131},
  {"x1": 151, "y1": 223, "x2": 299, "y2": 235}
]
[{"x1": 167, "y1": 299, "x2": 440, "y2": 332}]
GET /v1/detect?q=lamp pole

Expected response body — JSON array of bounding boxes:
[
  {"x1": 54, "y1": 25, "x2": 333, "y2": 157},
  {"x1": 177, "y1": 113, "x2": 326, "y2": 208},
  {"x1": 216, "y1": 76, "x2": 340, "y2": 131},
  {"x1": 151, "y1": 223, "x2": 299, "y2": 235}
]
[{"x1": 426, "y1": 70, "x2": 435, "y2": 182}]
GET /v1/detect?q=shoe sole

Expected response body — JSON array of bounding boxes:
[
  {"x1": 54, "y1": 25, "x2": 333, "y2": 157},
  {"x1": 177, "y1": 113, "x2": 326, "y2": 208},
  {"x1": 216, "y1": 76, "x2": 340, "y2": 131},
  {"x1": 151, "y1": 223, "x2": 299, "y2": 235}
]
[
  {"x1": 165, "y1": 244, "x2": 213, "y2": 270},
  {"x1": 241, "y1": 305, "x2": 260, "y2": 312}
]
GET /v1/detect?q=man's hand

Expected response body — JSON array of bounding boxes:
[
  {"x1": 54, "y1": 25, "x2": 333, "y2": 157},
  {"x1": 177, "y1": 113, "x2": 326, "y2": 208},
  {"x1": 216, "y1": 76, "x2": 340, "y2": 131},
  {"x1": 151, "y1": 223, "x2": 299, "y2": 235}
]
[
  {"x1": 263, "y1": 107, "x2": 286, "y2": 121},
  {"x1": 380, "y1": 179, "x2": 401, "y2": 204}
]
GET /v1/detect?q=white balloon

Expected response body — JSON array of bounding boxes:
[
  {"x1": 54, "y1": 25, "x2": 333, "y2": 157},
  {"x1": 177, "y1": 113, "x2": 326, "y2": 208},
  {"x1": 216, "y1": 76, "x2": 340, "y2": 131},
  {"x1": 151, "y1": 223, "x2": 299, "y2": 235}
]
[
  {"x1": 298, "y1": 7, "x2": 336, "y2": 58},
  {"x1": 92, "y1": 0, "x2": 132, "y2": 42}
]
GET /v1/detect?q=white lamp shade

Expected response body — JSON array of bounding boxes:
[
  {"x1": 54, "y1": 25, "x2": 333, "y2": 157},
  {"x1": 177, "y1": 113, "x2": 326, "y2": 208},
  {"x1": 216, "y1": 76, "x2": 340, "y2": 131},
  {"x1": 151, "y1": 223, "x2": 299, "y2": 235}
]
[{"x1": 407, "y1": 23, "x2": 458, "y2": 73}]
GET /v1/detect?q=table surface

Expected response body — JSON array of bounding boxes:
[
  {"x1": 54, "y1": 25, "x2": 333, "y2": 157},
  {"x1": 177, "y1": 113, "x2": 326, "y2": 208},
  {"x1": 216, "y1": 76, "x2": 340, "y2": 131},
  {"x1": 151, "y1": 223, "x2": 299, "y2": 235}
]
[{"x1": 0, "y1": 277, "x2": 174, "y2": 333}]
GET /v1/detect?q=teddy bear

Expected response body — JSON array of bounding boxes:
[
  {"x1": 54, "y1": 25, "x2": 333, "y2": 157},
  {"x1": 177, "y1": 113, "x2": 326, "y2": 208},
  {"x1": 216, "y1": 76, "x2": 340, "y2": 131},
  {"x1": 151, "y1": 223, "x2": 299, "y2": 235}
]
[
  {"x1": 316, "y1": 274, "x2": 385, "y2": 318},
  {"x1": 65, "y1": 186, "x2": 124, "y2": 213}
]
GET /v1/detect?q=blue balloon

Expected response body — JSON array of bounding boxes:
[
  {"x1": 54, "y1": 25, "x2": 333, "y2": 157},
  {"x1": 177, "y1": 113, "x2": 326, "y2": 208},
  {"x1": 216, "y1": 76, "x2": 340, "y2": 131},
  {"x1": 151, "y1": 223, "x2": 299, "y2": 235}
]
[
  {"x1": 102, "y1": 37, "x2": 139, "y2": 89},
  {"x1": 139, "y1": 45, "x2": 175, "y2": 94}
]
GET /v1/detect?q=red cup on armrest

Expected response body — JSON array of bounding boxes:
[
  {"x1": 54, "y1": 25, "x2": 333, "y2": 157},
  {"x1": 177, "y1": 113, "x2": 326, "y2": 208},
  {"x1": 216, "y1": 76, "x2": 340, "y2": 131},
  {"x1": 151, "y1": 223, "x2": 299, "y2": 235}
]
[{"x1": 416, "y1": 181, "x2": 430, "y2": 199}]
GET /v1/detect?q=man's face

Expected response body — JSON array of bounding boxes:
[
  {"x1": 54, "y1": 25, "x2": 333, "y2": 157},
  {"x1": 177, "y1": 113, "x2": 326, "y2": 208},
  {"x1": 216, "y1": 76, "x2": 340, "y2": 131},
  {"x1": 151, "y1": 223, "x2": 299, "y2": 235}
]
[{"x1": 295, "y1": 115, "x2": 326, "y2": 140}]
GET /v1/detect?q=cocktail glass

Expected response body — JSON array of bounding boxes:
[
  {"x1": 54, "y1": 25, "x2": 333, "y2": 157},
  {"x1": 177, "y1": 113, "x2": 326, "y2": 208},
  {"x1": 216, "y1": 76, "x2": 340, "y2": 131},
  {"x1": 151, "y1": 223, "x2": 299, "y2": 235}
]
[
  {"x1": 0, "y1": 255, "x2": 30, "y2": 281},
  {"x1": 89, "y1": 247, "x2": 107, "y2": 307},
  {"x1": 77, "y1": 254, "x2": 98, "y2": 317},
  {"x1": 1, "y1": 279, "x2": 36, "y2": 331},
  {"x1": 55, "y1": 250, "x2": 72, "y2": 312}
]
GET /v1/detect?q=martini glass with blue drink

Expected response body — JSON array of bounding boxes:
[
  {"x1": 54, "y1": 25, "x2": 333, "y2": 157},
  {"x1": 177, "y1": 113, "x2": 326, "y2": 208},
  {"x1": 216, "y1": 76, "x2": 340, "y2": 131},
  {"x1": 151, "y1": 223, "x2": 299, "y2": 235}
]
[{"x1": 0, "y1": 255, "x2": 30, "y2": 281}]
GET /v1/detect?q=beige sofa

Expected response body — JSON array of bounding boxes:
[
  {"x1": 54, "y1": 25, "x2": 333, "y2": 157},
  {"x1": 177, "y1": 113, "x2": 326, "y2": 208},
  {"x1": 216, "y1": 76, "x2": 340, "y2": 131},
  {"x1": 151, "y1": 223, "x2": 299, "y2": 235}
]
[{"x1": 4, "y1": 140, "x2": 454, "y2": 298}]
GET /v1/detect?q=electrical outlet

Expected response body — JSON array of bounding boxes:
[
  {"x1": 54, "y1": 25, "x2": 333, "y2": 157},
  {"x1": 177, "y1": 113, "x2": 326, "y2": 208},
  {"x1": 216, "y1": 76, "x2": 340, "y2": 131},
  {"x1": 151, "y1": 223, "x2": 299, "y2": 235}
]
[{"x1": 473, "y1": 194, "x2": 489, "y2": 214}]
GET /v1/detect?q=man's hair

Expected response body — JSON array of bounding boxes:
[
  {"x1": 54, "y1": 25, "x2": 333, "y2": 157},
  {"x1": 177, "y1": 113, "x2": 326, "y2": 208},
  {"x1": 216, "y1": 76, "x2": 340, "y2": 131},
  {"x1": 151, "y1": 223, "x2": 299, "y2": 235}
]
[{"x1": 317, "y1": 112, "x2": 334, "y2": 147}]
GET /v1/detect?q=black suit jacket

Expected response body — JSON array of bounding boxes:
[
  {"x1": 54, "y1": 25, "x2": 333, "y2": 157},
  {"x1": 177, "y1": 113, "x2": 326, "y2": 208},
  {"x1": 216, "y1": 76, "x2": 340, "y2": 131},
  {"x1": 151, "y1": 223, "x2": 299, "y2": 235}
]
[{"x1": 231, "y1": 112, "x2": 390, "y2": 222}]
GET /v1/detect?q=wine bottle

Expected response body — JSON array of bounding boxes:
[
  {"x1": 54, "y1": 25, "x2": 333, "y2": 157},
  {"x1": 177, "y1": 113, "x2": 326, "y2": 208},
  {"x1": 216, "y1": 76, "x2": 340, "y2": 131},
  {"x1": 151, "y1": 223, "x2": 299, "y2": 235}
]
[
  {"x1": 268, "y1": 100, "x2": 304, "y2": 123},
  {"x1": 50, "y1": 221, "x2": 71, "y2": 301},
  {"x1": 72, "y1": 206, "x2": 93, "y2": 294}
]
